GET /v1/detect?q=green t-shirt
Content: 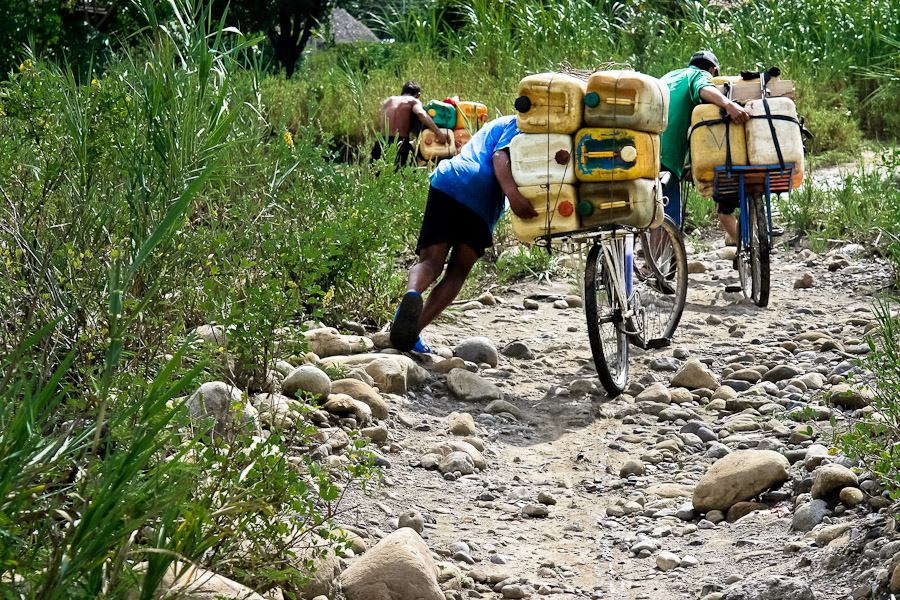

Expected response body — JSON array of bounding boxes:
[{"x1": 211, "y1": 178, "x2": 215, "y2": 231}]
[{"x1": 659, "y1": 66, "x2": 714, "y2": 177}]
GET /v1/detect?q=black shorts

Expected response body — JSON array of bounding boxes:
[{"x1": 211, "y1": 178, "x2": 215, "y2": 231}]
[
  {"x1": 416, "y1": 186, "x2": 493, "y2": 257},
  {"x1": 715, "y1": 196, "x2": 740, "y2": 215},
  {"x1": 371, "y1": 138, "x2": 415, "y2": 167}
]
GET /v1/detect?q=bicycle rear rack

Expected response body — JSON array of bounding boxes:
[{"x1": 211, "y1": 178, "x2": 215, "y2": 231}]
[{"x1": 713, "y1": 164, "x2": 795, "y2": 246}]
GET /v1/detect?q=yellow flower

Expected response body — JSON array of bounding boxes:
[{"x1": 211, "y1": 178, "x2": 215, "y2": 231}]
[
  {"x1": 323, "y1": 287, "x2": 335, "y2": 306},
  {"x1": 18, "y1": 59, "x2": 32, "y2": 72},
  {"x1": 125, "y1": 94, "x2": 131, "y2": 103},
  {"x1": 284, "y1": 130, "x2": 294, "y2": 149},
  {"x1": 91, "y1": 78, "x2": 101, "y2": 89}
]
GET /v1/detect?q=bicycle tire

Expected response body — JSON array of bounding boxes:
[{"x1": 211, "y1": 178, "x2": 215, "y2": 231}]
[
  {"x1": 737, "y1": 194, "x2": 770, "y2": 307},
  {"x1": 584, "y1": 241, "x2": 629, "y2": 395},
  {"x1": 750, "y1": 193, "x2": 770, "y2": 306},
  {"x1": 633, "y1": 216, "x2": 688, "y2": 343}
]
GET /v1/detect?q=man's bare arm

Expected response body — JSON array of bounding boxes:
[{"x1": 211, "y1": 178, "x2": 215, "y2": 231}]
[
  {"x1": 412, "y1": 102, "x2": 449, "y2": 144},
  {"x1": 699, "y1": 86, "x2": 750, "y2": 124},
  {"x1": 493, "y1": 149, "x2": 538, "y2": 219}
]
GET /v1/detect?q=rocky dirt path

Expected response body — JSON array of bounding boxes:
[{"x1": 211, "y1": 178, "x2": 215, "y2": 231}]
[{"x1": 324, "y1": 230, "x2": 899, "y2": 600}]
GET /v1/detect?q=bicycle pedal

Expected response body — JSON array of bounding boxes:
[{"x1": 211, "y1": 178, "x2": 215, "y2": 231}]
[
  {"x1": 724, "y1": 285, "x2": 742, "y2": 293},
  {"x1": 644, "y1": 337, "x2": 671, "y2": 349}
]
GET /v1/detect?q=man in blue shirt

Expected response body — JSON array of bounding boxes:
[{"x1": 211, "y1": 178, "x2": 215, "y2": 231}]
[{"x1": 390, "y1": 115, "x2": 537, "y2": 352}]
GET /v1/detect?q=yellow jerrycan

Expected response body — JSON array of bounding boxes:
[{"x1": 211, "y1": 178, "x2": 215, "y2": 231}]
[
  {"x1": 418, "y1": 128, "x2": 456, "y2": 161},
  {"x1": 577, "y1": 179, "x2": 663, "y2": 229},
  {"x1": 509, "y1": 133, "x2": 576, "y2": 187},
  {"x1": 515, "y1": 73, "x2": 587, "y2": 135},
  {"x1": 574, "y1": 128, "x2": 659, "y2": 182},
  {"x1": 689, "y1": 104, "x2": 749, "y2": 198},
  {"x1": 455, "y1": 101, "x2": 488, "y2": 131},
  {"x1": 583, "y1": 70, "x2": 670, "y2": 133},
  {"x1": 745, "y1": 97, "x2": 804, "y2": 189},
  {"x1": 511, "y1": 184, "x2": 580, "y2": 244}
]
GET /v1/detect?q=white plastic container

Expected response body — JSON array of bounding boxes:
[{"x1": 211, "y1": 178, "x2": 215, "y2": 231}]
[
  {"x1": 515, "y1": 73, "x2": 587, "y2": 135},
  {"x1": 418, "y1": 128, "x2": 456, "y2": 161},
  {"x1": 511, "y1": 184, "x2": 580, "y2": 243},
  {"x1": 745, "y1": 97, "x2": 804, "y2": 188},
  {"x1": 583, "y1": 70, "x2": 670, "y2": 133},
  {"x1": 509, "y1": 133, "x2": 576, "y2": 187}
]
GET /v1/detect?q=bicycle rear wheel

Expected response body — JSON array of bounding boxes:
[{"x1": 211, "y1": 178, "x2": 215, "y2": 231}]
[
  {"x1": 633, "y1": 216, "x2": 688, "y2": 344},
  {"x1": 584, "y1": 240, "x2": 629, "y2": 395},
  {"x1": 737, "y1": 193, "x2": 770, "y2": 307}
]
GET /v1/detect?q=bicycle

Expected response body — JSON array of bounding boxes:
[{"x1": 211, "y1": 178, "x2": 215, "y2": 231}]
[{"x1": 714, "y1": 164, "x2": 795, "y2": 307}]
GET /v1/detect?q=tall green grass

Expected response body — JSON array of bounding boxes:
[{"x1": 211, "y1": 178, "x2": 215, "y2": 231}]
[{"x1": 0, "y1": 1, "x2": 380, "y2": 596}]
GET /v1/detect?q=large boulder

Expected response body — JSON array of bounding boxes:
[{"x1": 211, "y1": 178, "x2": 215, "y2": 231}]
[
  {"x1": 282, "y1": 364, "x2": 331, "y2": 400},
  {"x1": 331, "y1": 378, "x2": 389, "y2": 420},
  {"x1": 827, "y1": 383, "x2": 874, "y2": 410},
  {"x1": 323, "y1": 394, "x2": 372, "y2": 426},
  {"x1": 721, "y1": 575, "x2": 814, "y2": 600},
  {"x1": 193, "y1": 324, "x2": 229, "y2": 348},
  {"x1": 670, "y1": 358, "x2": 719, "y2": 390},
  {"x1": 693, "y1": 450, "x2": 790, "y2": 513},
  {"x1": 186, "y1": 382, "x2": 257, "y2": 438},
  {"x1": 323, "y1": 354, "x2": 428, "y2": 394},
  {"x1": 447, "y1": 370, "x2": 502, "y2": 402},
  {"x1": 291, "y1": 548, "x2": 342, "y2": 599},
  {"x1": 423, "y1": 440, "x2": 486, "y2": 470},
  {"x1": 811, "y1": 463, "x2": 858, "y2": 499},
  {"x1": 304, "y1": 327, "x2": 373, "y2": 358},
  {"x1": 159, "y1": 563, "x2": 265, "y2": 600},
  {"x1": 792, "y1": 498, "x2": 828, "y2": 532},
  {"x1": 454, "y1": 337, "x2": 499, "y2": 368},
  {"x1": 340, "y1": 528, "x2": 443, "y2": 600}
]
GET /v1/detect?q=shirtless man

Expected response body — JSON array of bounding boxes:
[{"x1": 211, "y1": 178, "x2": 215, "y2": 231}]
[{"x1": 372, "y1": 81, "x2": 448, "y2": 167}]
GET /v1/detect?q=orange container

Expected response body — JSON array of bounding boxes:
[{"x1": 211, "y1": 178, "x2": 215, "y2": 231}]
[
  {"x1": 455, "y1": 101, "x2": 488, "y2": 132},
  {"x1": 453, "y1": 129, "x2": 472, "y2": 154}
]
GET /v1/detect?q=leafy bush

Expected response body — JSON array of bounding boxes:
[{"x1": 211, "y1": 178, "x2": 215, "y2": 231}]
[{"x1": 835, "y1": 298, "x2": 900, "y2": 494}]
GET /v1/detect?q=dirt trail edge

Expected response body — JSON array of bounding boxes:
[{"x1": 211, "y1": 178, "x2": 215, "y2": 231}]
[{"x1": 335, "y1": 233, "x2": 896, "y2": 600}]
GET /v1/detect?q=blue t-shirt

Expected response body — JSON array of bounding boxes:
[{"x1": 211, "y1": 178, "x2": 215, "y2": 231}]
[{"x1": 431, "y1": 115, "x2": 520, "y2": 232}]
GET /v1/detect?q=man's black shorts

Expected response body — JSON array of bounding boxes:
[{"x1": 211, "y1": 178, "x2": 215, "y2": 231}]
[
  {"x1": 371, "y1": 138, "x2": 415, "y2": 167},
  {"x1": 715, "y1": 196, "x2": 740, "y2": 215},
  {"x1": 416, "y1": 186, "x2": 493, "y2": 257}
]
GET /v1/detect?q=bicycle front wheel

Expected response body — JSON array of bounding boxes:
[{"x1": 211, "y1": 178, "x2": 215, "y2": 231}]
[
  {"x1": 584, "y1": 241, "x2": 629, "y2": 395},
  {"x1": 633, "y1": 216, "x2": 688, "y2": 343},
  {"x1": 737, "y1": 193, "x2": 770, "y2": 307}
]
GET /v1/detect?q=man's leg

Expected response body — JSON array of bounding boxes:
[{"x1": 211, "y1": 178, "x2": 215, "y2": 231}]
[
  {"x1": 718, "y1": 212, "x2": 738, "y2": 242},
  {"x1": 418, "y1": 243, "x2": 480, "y2": 331},
  {"x1": 391, "y1": 243, "x2": 449, "y2": 351},
  {"x1": 408, "y1": 243, "x2": 450, "y2": 293}
]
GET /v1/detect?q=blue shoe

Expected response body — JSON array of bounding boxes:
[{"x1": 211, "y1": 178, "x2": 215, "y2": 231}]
[{"x1": 412, "y1": 337, "x2": 431, "y2": 354}]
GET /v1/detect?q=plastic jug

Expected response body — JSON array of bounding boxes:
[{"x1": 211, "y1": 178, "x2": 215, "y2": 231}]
[
  {"x1": 509, "y1": 133, "x2": 577, "y2": 187},
  {"x1": 578, "y1": 179, "x2": 663, "y2": 229},
  {"x1": 453, "y1": 128, "x2": 471, "y2": 154},
  {"x1": 511, "y1": 184, "x2": 580, "y2": 243},
  {"x1": 515, "y1": 73, "x2": 587, "y2": 135},
  {"x1": 745, "y1": 97, "x2": 804, "y2": 189},
  {"x1": 455, "y1": 101, "x2": 488, "y2": 132},
  {"x1": 689, "y1": 104, "x2": 749, "y2": 198},
  {"x1": 418, "y1": 128, "x2": 456, "y2": 161},
  {"x1": 423, "y1": 100, "x2": 458, "y2": 129},
  {"x1": 574, "y1": 128, "x2": 660, "y2": 182},
  {"x1": 583, "y1": 70, "x2": 669, "y2": 133}
]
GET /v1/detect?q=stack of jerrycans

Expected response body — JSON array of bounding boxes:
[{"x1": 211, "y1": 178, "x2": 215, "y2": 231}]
[
  {"x1": 509, "y1": 71, "x2": 669, "y2": 244},
  {"x1": 419, "y1": 100, "x2": 457, "y2": 161},
  {"x1": 509, "y1": 73, "x2": 584, "y2": 243},
  {"x1": 575, "y1": 71, "x2": 668, "y2": 230},
  {"x1": 690, "y1": 75, "x2": 803, "y2": 197},
  {"x1": 419, "y1": 99, "x2": 488, "y2": 160}
]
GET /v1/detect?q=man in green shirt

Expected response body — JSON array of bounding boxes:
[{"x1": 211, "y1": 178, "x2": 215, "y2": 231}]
[{"x1": 659, "y1": 51, "x2": 749, "y2": 240}]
